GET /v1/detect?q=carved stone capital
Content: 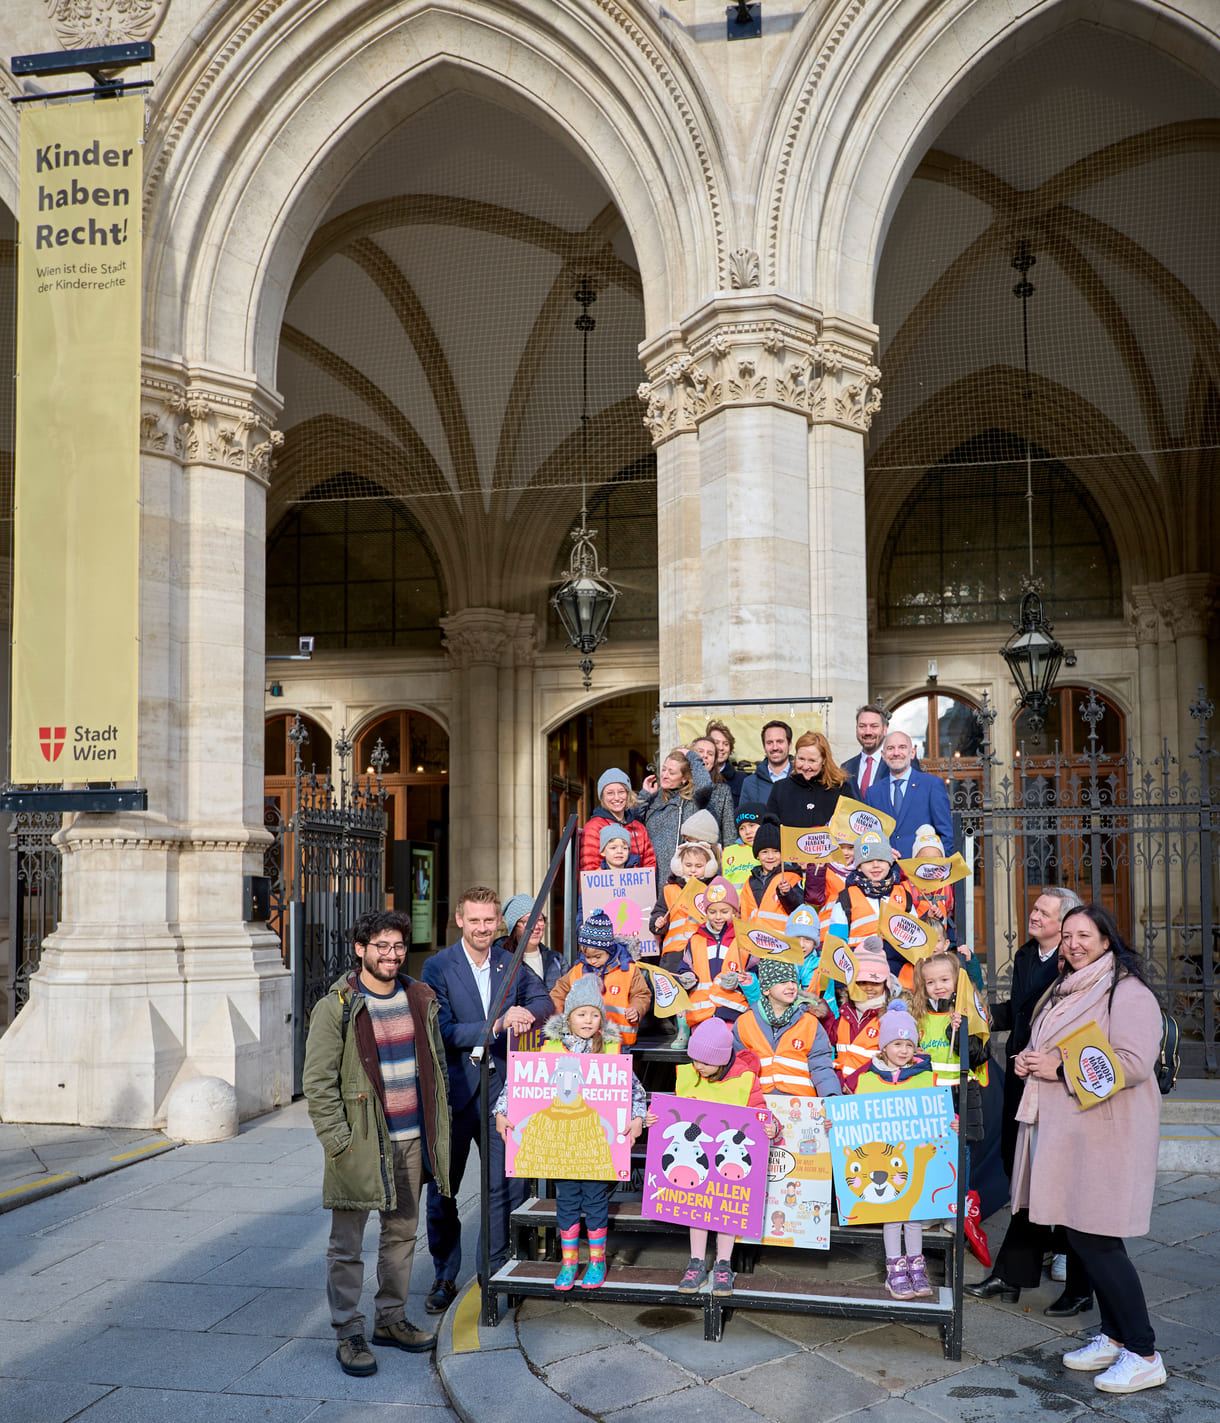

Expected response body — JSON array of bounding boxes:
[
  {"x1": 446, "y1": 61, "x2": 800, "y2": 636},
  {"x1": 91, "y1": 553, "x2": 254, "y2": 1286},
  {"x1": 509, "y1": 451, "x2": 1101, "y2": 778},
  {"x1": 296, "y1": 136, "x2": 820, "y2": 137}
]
[
  {"x1": 441, "y1": 608, "x2": 536, "y2": 670},
  {"x1": 1127, "y1": 585, "x2": 1163, "y2": 646},
  {"x1": 636, "y1": 298, "x2": 881, "y2": 445},
  {"x1": 48, "y1": 0, "x2": 168, "y2": 49},
  {"x1": 1153, "y1": 574, "x2": 1220, "y2": 642},
  {"x1": 141, "y1": 363, "x2": 283, "y2": 484}
]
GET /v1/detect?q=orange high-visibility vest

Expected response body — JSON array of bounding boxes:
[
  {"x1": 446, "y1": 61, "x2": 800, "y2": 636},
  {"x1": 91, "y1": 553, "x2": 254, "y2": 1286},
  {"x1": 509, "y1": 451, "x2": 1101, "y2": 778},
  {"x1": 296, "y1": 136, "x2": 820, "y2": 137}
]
[
  {"x1": 736, "y1": 1009, "x2": 819, "y2": 1096},
  {"x1": 565, "y1": 963, "x2": 640, "y2": 1046},
  {"x1": 815, "y1": 865, "x2": 848, "y2": 942},
  {"x1": 660, "y1": 881, "x2": 703, "y2": 960},
  {"x1": 834, "y1": 1008, "x2": 881, "y2": 1091},
  {"x1": 738, "y1": 871, "x2": 799, "y2": 933},
  {"x1": 836, "y1": 882, "x2": 929, "y2": 948},
  {"x1": 685, "y1": 927, "x2": 751, "y2": 1026}
]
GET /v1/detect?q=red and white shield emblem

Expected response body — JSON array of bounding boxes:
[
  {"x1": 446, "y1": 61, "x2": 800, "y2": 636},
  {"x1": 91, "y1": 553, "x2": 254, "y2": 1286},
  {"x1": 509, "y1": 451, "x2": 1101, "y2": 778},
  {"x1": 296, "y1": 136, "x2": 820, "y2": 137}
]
[{"x1": 39, "y1": 726, "x2": 66, "y2": 762}]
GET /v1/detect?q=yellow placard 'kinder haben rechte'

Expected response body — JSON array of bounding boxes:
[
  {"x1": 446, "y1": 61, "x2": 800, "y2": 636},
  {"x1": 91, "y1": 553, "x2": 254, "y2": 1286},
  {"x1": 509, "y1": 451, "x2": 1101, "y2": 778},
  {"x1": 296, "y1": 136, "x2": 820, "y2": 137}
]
[{"x1": 1055, "y1": 1019, "x2": 1125, "y2": 1108}]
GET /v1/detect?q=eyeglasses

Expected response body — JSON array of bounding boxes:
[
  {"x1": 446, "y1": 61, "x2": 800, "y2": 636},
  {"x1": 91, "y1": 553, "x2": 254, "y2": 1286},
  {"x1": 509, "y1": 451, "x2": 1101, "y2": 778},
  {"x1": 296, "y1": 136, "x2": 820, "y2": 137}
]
[{"x1": 367, "y1": 941, "x2": 407, "y2": 955}]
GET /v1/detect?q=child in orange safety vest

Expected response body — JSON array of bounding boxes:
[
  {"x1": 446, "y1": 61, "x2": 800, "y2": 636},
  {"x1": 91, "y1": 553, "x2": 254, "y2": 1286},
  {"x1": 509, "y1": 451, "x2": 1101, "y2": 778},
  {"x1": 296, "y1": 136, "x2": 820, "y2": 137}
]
[
  {"x1": 733, "y1": 959, "x2": 842, "y2": 1103},
  {"x1": 660, "y1": 875, "x2": 758, "y2": 1033},
  {"x1": 649, "y1": 812, "x2": 723, "y2": 1047},
  {"x1": 736, "y1": 815, "x2": 805, "y2": 934},
  {"x1": 831, "y1": 935, "x2": 907, "y2": 1092},
  {"x1": 827, "y1": 831, "x2": 936, "y2": 989},
  {"x1": 550, "y1": 910, "x2": 651, "y2": 1047}
]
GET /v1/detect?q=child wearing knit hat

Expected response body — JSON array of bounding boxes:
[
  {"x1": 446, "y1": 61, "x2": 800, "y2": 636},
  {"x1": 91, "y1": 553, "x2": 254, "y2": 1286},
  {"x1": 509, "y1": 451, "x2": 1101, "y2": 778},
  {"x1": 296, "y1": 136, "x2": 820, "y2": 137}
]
[
  {"x1": 495, "y1": 975, "x2": 647, "y2": 1292},
  {"x1": 826, "y1": 831, "x2": 937, "y2": 989},
  {"x1": 648, "y1": 818, "x2": 723, "y2": 1006},
  {"x1": 732, "y1": 958, "x2": 842, "y2": 1108},
  {"x1": 737, "y1": 815, "x2": 804, "y2": 932},
  {"x1": 659, "y1": 876, "x2": 758, "y2": 1046},
  {"x1": 854, "y1": 1002, "x2": 937, "y2": 1299},
  {"x1": 831, "y1": 934, "x2": 908, "y2": 1093},
  {"x1": 549, "y1": 910, "x2": 652, "y2": 1048},
  {"x1": 721, "y1": 801, "x2": 767, "y2": 889},
  {"x1": 640, "y1": 1016, "x2": 778, "y2": 1298}
]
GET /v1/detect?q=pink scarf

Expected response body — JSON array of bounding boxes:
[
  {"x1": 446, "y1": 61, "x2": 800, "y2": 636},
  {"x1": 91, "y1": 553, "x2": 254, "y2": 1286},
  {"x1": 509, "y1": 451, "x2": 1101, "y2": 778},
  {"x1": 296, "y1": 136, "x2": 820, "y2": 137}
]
[{"x1": 1015, "y1": 951, "x2": 1116, "y2": 1124}]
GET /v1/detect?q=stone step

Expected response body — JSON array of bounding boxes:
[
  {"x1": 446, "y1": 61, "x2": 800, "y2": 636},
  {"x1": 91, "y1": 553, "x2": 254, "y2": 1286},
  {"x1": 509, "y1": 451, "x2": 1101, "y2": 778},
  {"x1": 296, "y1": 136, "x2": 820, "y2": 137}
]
[{"x1": 1162, "y1": 1097, "x2": 1220, "y2": 1125}]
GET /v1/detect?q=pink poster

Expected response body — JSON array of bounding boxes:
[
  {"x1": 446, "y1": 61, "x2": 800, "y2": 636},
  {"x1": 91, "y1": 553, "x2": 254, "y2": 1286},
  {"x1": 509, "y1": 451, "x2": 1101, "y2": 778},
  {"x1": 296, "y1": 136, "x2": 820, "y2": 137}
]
[
  {"x1": 641, "y1": 1093, "x2": 770, "y2": 1236},
  {"x1": 503, "y1": 1050, "x2": 634, "y2": 1182},
  {"x1": 580, "y1": 868, "x2": 659, "y2": 955}
]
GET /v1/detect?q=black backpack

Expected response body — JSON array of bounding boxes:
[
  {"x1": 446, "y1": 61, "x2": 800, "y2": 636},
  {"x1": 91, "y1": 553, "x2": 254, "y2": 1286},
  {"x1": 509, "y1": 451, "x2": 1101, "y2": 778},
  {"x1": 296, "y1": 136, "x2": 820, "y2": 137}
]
[{"x1": 1107, "y1": 974, "x2": 1179, "y2": 1096}]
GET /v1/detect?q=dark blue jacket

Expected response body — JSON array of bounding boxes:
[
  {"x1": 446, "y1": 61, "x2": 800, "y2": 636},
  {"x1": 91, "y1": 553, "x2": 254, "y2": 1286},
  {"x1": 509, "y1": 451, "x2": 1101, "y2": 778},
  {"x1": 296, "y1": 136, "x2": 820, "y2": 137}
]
[
  {"x1": 421, "y1": 940, "x2": 553, "y2": 1112},
  {"x1": 864, "y1": 768, "x2": 953, "y2": 859}
]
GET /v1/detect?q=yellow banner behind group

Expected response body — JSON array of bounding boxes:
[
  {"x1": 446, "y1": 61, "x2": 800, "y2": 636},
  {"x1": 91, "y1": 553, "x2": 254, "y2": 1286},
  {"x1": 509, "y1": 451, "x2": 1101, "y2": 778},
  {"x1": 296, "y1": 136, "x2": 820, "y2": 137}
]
[{"x1": 12, "y1": 96, "x2": 142, "y2": 783}]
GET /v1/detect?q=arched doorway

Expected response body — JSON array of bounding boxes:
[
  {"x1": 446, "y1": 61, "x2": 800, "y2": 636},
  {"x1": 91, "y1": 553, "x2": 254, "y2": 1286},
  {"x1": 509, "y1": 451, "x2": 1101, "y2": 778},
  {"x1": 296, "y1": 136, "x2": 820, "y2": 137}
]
[
  {"x1": 356, "y1": 710, "x2": 449, "y2": 947},
  {"x1": 1012, "y1": 685, "x2": 1130, "y2": 927},
  {"x1": 546, "y1": 689, "x2": 658, "y2": 951}
]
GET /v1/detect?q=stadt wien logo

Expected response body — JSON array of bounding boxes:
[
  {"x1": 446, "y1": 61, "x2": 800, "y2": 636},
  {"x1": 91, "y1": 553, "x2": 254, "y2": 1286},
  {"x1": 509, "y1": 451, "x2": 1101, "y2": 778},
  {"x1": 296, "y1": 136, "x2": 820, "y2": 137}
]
[{"x1": 39, "y1": 726, "x2": 67, "y2": 762}]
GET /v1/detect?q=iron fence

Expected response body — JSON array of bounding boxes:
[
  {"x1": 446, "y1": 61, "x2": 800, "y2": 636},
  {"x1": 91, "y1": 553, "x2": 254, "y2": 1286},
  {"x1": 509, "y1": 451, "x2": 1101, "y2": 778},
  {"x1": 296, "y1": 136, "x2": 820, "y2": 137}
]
[
  {"x1": 4, "y1": 811, "x2": 61, "y2": 1023},
  {"x1": 957, "y1": 686, "x2": 1218, "y2": 1073}
]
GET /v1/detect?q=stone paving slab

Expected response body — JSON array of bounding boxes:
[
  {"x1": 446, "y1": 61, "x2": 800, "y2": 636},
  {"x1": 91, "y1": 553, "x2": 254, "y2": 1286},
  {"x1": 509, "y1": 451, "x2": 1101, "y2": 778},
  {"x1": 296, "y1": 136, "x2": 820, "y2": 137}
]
[
  {"x1": 643, "y1": 1315, "x2": 800, "y2": 1380},
  {"x1": 0, "y1": 1377, "x2": 112, "y2": 1423},
  {"x1": 905, "y1": 1361, "x2": 1090, "y2": 1421},
  {"x1": 232, "y1": 1335, "x2": 450, "y2": 1406},
  {"x1": 43, "y1": 1278, "x2": 265, "y2": 1332},
  {"x1": 605, "y1": 1383, "x2": 770, "y2": 1421},
  {"x1": 67, "y1": 1388, "x2": 319, "y2": 1423},
  {"x1": 544, "y1": 1338, "x2": 694, "y2": 1410},
  {"x1": 516, "y1": 1305, "x2": 630, "y2": 1366},
  {"x1": 1002, "y1": 1335, "x2": 1220, "y2": 1419},
  {"x1": 715, "y1": 1348, "x2": 889, "y2": 1421},
  {"x1": 818, "y1": 1322, "x2": 976, "y2": 1394}
]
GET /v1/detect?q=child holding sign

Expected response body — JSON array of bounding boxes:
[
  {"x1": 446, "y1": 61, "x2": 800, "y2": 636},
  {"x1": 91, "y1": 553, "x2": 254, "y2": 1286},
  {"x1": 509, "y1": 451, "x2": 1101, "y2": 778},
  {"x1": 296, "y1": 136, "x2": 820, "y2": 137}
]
[
  {"x1": 912, "y1": 951, "x2": 991, "y2": 1261},
  {"x1": 737, "y1": 816, "x2": 805, "y2": 933},
  {"x1": 645, "y1": 1017, "x2": 777, "y2": 1297},
  {"x1": 496, "y1": 977, "x2": 646, "y2": 1290},
  {"x1": 734, "y1": 960, "x2": 842, "y2": 1100},
  {"x1": 660, "y1": 876, "x2": 757, "y2": 1029},
  {"x1": 551, "y1": 911, "x2": 652, "y2": 1048},
  {"x1": 855, "y1": 1002, "x2": 937, "y2": 1299},
  {"x1": 832, "y1": 936, "x2": 906, "y2": 1092},
  {"x1": 828, "y1": 832, "x2": 935, "y2": 987},
  {"x1": 722, "y1": 802, "x2": 766, "y2": 888}
]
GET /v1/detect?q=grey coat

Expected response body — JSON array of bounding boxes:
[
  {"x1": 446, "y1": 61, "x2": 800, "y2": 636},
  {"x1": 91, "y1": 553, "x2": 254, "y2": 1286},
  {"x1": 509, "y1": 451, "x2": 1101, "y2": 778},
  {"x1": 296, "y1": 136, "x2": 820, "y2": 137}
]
[{"x1": 636, "y1": 749, "x2": 713, "y2": 874}]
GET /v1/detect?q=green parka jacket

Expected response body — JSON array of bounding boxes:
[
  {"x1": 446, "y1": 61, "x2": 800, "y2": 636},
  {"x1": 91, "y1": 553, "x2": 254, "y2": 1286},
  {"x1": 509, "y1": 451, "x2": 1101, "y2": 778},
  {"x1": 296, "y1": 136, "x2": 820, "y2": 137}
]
[{"x1": 303, "y1": 970, "x2": 452, "y2": 1211}]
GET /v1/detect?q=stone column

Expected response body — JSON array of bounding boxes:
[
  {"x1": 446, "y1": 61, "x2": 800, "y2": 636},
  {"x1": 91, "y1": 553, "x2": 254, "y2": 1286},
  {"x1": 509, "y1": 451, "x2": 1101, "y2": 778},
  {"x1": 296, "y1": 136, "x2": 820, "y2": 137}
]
[
  {"x1": 639, "y1": 293, "x2": 878, "y2": 756},
  {"x1": 1128, "y1": 585, "x2": 1164, "y2": 765},
  {"x1": 0, "y1": 363, "x2": 291, "y2": 1126},
  {"x1": 1156, "y1": 574, "x2": 1218, "y2": 761}
]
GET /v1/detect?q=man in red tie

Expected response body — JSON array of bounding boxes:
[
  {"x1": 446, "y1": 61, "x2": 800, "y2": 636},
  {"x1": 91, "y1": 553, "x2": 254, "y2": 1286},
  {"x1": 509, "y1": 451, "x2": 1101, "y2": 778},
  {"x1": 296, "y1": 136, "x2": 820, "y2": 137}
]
[{"x1": 843, "y1": 704, "x2": 888, "y2": 796}]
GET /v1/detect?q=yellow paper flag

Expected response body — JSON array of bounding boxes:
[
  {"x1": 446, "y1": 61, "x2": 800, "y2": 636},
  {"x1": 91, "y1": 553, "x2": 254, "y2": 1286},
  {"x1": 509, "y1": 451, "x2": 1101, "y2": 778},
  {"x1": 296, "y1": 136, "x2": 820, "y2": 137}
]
[
  {"x1": 781, "y1": 825, "x2": 837, "y2": 865},
  {"x1": 818, "y1": 938, "x2": 858, "y2": 986},
  {"x1": 830, "y1": 797, "x2": 895, "y2": 844},
  {"x1": 732, "y1": 917, "x2": 806, "y2": 965},
  {"x1": 898, "y1": 853, "x2": 971, "y2": 890},
  {"x1": 954, "y1": 967, "x2": 991, "y2": 1044},
  {"x1": 673, "y1": 877, "x2": 708, "y2": 924},
  {"x1": 1055, "y1": 1019, "x2": 1125, "y2": 1109},
  {"x1": 636, "y1": 962, "x2": 692, "y2": 1018},
  {"x1": 880, "y1": 904, "x2": 938, "y2": 963}
]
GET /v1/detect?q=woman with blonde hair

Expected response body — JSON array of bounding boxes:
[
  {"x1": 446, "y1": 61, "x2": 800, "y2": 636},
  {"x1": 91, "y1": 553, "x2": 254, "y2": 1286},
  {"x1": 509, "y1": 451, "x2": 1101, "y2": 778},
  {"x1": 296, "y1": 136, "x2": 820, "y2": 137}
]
[
  {"x1": 766, "y1": 730, "x2": 852, "y2": 827},
  {"x1": 637, "y1": 747, "x2": 713, "y2": 879}
]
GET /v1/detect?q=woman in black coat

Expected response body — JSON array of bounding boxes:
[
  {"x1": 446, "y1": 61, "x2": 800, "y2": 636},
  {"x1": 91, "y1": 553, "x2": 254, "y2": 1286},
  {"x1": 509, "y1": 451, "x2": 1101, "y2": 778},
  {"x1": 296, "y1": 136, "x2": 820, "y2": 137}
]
[{"x1": 765, "y1": 730, "x2": 856, "y2": 827}]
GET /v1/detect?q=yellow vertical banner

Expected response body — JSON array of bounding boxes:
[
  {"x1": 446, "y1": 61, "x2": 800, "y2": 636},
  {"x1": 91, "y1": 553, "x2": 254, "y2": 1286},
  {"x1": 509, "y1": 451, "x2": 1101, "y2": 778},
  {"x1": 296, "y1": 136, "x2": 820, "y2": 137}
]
[{"x1": 12, "y1": 96, "x2": 142, "y2": 783}]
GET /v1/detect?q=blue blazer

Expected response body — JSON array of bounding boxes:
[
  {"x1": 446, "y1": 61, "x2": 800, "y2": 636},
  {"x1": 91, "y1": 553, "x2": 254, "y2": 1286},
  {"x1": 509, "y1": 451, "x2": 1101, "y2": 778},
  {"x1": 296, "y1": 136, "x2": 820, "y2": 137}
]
[
  {"x1": 422, "y1": 940, "x2": 553, "y2": 1112},
  {"x1": 864, "y1": 769, "x2": 953, "y2": 860}
]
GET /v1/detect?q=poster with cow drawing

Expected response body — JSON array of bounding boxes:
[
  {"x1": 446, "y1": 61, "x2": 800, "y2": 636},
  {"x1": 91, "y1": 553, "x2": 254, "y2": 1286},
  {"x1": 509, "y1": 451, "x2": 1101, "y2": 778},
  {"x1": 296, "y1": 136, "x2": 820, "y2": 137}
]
[
  {"x1": 824, "y1": 1086, "x2": 958, "y2": 1225},
  {"x1": 742, "y1": 1097, "x2": 833, "y2": 1250},
  {"x1": 641, "y1": 1094, "x2": 769, "y2": 1236},
  {"x1": 503, "y1": 1051, "x2": 634, "y2": 1182}
]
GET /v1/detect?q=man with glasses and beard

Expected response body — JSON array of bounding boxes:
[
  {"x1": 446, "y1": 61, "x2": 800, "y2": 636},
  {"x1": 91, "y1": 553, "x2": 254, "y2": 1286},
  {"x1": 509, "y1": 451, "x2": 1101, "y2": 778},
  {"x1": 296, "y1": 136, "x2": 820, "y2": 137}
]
[{"x1": 303, "y1": 909, "x2": 452, "y2": 1378}]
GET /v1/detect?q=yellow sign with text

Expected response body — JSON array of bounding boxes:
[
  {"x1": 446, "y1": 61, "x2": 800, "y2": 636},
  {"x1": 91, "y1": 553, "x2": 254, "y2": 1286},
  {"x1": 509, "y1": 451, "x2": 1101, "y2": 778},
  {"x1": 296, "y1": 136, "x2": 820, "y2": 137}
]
[
  {"x1": 830, "y1": 797, "x2": 895, "y2": 845},
  {"x1": 732, "y1": 917, "x2": 806, "y2": 964},
  {"x1": 782, "y1": 825, "x2": 840, "y2": 865},
  {"x1": 880, "y1": 904, "x2": 938, "y2": 963},
  {"x1": 12, "y1": 96, "x2": 142, "y2": 783},
  {"x1": 898, "y1": 854, "x2": 971, "y2": 890},
  {"x1": 1055, "y1": 1019, "x2": 1124, "y2": 1108},
  {"x1": 954, "y1": 967, "x2": 991, "y2": 1044}
]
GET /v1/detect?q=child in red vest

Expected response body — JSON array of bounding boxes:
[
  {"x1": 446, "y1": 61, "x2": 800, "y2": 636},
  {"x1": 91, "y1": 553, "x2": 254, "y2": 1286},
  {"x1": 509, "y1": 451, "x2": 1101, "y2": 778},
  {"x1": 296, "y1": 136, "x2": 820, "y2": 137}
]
[{"x1": 550, "y1": 910, "x2": 651, "y2": 1047}]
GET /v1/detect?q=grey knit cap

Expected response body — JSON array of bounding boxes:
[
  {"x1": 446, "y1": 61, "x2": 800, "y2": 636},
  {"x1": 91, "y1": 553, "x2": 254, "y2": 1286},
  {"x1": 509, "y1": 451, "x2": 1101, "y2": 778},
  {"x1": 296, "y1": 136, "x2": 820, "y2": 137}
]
[{"x1": 564, "y1": 974, "x2": 606, "y2": 1016}]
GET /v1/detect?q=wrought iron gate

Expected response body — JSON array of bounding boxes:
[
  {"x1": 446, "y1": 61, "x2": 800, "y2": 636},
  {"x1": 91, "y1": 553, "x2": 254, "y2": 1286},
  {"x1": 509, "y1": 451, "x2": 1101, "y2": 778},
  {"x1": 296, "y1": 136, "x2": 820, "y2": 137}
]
[
  {"x1": 280, "y1": 716, "x2": 389, "y2": 1090},
  {"x1": 4, "y1": 812, "x2": 62, "y2": 1023},
  {"x1": 958, "y1": 687, "x2": 1218, "y2": 1074}
]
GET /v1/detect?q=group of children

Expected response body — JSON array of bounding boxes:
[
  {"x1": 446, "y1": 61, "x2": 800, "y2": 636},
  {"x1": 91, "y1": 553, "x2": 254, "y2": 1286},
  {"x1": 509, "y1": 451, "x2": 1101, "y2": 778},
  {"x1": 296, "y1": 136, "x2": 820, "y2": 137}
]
[{"x1": 497, "y1": 793, "x2": 992, "y2": 1298}]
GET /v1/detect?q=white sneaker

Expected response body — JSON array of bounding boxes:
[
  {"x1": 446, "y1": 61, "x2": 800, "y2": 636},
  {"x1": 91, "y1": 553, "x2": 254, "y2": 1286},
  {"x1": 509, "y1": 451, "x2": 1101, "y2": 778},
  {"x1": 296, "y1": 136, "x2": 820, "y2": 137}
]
[
  {"x1": 1094, "y1": 1349, "x2": 1167, "y2": 1394},
  {"x1": 1050, "y1": 1253, "x2": 1067, "y2": 1282},
  {"x1": 1063, "y1": 1334, "x2": 1122, "y2": 1371}
]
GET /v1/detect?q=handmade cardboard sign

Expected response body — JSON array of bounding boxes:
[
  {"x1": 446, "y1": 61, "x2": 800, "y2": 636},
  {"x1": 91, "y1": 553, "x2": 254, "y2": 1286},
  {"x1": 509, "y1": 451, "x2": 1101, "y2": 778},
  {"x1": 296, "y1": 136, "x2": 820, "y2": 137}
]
[
  {"x1": 581, "y1": 867, "x2": 659, "y2": 955},
  {"x1": 744, "y1": 1097, "x2": 832, "y2": 1250},
  {"x1": 880, "y1": 904, "x2": 938, "y2": 962},
  {"x1": 504, "y1": 1051, "x2": 634, "y2": 1181},
  {"x1": 642, "y1": 1093, "x2": 769, "y2": 1236},
  {"x1": 781, "y1": 825, "x2": 837, "y2": 865},
  {"x1": 673, "y1": 876, "x2": 709, "y2": 924},
  {"x1": 733, "y1": 916, "x2": 806, "y2": 965},
  {"x1": 954, "y1": 967, "x2": 991, "y2": 1044},
  {"x1": 898, "y1": 853, "x2": 970, "y2": 889},
  {"x1": 1055, "y1": 1020, "x2": 1126, "y2": 1108},
  {"x1": 818, "y1": 937, "x2": 858, "y2": 986},
  {"x1": 635, "y1": 962, "x2": 692, "y2": 1018},
  {"x1": 830, "y1": 798, "x2": 895, "y2": 844},
  {"x1": 825, "y1": 1087, "x2": 958, "y2": 1225}
]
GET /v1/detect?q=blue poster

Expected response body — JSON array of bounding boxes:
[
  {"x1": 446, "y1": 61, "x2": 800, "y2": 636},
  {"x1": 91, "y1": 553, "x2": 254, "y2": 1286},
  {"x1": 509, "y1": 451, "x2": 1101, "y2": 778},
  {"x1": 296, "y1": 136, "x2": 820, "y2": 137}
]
[{"x1": 824, "y1": 1087, "x2": 959, "y2": 1225}]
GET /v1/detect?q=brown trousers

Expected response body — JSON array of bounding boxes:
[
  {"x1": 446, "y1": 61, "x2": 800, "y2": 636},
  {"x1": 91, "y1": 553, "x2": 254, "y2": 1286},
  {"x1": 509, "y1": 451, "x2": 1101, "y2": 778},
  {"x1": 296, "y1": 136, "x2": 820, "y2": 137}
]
[{"x1": 326, "y1": 1136, "x2": 423, "y2": 1338}]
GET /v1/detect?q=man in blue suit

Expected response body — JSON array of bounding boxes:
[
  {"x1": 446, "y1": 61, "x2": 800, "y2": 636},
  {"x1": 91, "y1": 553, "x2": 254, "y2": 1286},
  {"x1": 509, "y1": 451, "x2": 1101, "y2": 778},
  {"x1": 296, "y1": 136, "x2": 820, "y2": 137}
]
[
  {"x1": 864, "y1": 729, "x2": 953, "y2": 859},
  {"x1": 421, "y1": 886, "x2": 552, "y2": 1313}
]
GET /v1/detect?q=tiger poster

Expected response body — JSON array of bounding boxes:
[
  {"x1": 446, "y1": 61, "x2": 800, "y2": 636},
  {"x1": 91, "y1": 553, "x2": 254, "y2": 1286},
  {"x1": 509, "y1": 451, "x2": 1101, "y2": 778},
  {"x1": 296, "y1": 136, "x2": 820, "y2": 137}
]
[
  {"x1": 824, "y1": 1087, "x2": 959, "y2": 1225},
  {"x1": 743, "y1": 1097, "x2": 833, "y2": 1250}
]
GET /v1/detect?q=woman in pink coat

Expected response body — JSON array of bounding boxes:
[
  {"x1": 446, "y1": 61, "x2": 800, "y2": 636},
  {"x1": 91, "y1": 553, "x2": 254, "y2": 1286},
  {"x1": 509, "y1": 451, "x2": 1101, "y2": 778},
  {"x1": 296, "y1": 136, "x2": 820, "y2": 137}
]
[{"x1": 1010, "y1": 903, "x2": 1165, "y2": 1398}]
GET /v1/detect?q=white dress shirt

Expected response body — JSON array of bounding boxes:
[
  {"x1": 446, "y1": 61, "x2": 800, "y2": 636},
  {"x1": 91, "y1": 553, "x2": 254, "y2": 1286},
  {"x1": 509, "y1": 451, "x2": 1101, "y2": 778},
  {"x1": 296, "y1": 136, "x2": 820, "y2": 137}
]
[{"x1": 462, "y1": 941, "x2": 492, "y2": 1016}]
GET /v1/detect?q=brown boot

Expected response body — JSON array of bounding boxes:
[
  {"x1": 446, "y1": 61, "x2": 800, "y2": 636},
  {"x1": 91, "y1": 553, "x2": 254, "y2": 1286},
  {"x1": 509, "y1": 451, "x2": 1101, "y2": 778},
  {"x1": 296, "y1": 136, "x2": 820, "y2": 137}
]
[
  {"x1": 372, "y1": 1319, "x2": 436, "y2": 1353},
  {"x1": 336, "y1": 1333, "x2": 377, "y2": 1376}
]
